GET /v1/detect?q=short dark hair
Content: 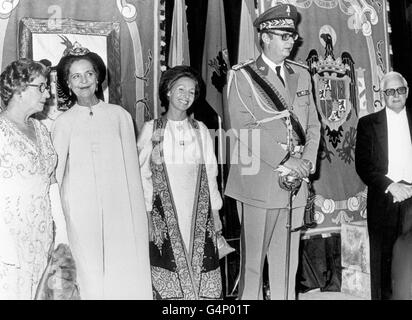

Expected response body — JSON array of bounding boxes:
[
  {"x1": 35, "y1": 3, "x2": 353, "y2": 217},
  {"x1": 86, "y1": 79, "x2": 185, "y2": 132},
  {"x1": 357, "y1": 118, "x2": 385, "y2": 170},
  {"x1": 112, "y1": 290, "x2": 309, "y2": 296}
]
[
  {"x1": 0, "y1": 58, "x2": 49, "y2": 106},
  {"x1": 56, "y1": 52, "x2": 106, "y2": 104},
  {"x1": 158, "y1": 65, "x2": 201, "y2": 114}
]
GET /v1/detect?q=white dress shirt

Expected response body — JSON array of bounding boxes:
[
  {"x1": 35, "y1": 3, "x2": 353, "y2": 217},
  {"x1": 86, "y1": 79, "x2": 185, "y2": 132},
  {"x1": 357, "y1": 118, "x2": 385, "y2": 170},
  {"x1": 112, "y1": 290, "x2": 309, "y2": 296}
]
[
  {"x1": 386, "y1": 107, "x2": 412, "y2": 183},
  {"x1": 261, "y1": 52, "x2": 285, "y2": 80}
]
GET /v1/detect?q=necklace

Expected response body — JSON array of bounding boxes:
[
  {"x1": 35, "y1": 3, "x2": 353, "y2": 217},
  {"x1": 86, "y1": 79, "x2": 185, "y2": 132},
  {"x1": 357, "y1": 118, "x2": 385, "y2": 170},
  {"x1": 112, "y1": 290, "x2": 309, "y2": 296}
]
[
  {"x1": 78, "y1": 97, "x2": 99, "y2": 117},
  {"x1": 175, "y1": 121, "x2": 186, "y2": 147},
  {"x1": 167, "y1": 115, "x2": 188, "y2": 147},
  {"x1": 178, "y1": 125, "x2": 184, "y2": 146}
]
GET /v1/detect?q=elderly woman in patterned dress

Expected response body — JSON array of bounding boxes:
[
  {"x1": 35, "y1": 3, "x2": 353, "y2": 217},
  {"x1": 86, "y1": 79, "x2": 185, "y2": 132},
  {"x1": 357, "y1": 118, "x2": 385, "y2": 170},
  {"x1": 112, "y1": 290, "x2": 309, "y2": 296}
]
[{"x1": 0, "y1": 58, "x2": 70, "y2": 299}]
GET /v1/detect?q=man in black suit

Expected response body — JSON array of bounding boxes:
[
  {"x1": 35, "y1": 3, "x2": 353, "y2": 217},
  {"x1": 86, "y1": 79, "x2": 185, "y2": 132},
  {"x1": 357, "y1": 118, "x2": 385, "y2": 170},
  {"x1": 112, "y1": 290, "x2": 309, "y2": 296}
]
[{"x1": 355, "y1": 71, "x2": 412, "y2": 300}]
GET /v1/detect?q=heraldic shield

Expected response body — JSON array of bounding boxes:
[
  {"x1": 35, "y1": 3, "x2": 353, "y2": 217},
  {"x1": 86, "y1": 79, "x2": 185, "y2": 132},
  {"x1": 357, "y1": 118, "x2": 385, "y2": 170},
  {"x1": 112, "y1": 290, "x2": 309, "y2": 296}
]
[
  {"x1": 307, "y1": 32, "x2": 357, "y2": 149},
  {"x1": 314, "y1": 72, "x2": 352, "y2": 132}
]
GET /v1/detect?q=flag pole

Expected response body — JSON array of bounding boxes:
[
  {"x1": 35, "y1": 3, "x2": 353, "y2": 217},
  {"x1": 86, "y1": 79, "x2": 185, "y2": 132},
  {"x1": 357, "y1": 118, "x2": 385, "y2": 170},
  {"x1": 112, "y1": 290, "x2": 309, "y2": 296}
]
[{"x1": 218, "y1": 115, "x2": 225, "y2": 194}]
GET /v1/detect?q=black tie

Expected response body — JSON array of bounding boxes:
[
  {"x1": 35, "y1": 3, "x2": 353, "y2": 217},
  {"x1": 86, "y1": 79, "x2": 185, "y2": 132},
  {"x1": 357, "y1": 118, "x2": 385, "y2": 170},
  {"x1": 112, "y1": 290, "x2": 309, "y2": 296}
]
[{"x1": 275, "y1": 66, "x2": 285, "y2": 87}]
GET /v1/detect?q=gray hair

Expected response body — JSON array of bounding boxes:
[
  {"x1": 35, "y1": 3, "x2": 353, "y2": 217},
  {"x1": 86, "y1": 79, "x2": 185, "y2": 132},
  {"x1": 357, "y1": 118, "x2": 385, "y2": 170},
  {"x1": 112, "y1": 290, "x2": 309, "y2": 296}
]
[{"x1": 380, "y1": 71, "x2": 408, "y2": 91}]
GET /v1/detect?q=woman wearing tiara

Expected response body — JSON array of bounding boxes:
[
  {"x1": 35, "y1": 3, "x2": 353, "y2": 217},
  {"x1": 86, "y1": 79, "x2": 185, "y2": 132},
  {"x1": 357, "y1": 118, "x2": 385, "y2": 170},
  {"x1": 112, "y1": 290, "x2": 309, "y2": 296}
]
[{"x1": 52, "y1": 42, "x2": 152, "y2": 299}]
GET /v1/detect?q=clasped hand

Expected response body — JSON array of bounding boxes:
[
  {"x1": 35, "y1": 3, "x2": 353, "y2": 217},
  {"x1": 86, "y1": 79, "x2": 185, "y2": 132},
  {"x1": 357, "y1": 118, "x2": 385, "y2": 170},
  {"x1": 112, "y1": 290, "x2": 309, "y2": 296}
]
[
  {"x1": 283, "y1": 156, "x2": 311, "y2": 179},
  {"x1": 387, "y1": 182, "x2": 412, "y2": 203}
]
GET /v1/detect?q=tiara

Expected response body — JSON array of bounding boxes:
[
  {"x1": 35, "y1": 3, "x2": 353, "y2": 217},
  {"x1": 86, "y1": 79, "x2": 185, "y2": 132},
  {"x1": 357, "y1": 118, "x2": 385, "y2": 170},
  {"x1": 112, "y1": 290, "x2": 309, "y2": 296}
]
[
  {"x1": 64, "y1": 41, "x2": 90, "y2": 57},
  {"x1": 59, "y1": 35, "x2": 90, "y2": 57}
]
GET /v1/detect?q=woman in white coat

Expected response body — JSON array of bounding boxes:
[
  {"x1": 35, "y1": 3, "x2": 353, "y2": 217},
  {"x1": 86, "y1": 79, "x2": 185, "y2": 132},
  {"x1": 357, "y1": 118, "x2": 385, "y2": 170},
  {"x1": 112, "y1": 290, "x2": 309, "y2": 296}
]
[{"x1": 52, "y1": 43, "x2": 152, "y2": 300}]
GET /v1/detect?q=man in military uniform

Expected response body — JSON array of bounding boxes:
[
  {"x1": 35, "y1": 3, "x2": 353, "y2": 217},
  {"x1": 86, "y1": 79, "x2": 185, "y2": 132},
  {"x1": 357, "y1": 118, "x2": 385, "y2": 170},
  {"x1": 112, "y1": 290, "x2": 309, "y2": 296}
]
[{"x1": 225, "y1": 3, "x2": 320, "y2": 300}]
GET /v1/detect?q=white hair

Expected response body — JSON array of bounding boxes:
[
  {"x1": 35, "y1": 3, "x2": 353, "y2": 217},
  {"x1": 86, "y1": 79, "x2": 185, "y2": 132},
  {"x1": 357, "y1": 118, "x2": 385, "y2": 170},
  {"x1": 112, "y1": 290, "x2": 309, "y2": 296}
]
[{"x1": 380, "y1": 71, "x2": 408, "y2": 91}]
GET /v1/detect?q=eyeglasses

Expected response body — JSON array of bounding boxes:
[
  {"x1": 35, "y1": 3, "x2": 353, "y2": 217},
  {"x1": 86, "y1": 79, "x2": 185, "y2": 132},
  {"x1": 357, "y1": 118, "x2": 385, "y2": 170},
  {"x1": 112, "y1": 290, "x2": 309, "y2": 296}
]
[
  {"x1": 266, "y1": 31, "x2": 299, "y2": 41},
  {"x1": 383, "y1": 86, "x2": 407, "y2": 96},
  {"x1": 27, "y1": 83, "x2": 50, "y2": 93}
]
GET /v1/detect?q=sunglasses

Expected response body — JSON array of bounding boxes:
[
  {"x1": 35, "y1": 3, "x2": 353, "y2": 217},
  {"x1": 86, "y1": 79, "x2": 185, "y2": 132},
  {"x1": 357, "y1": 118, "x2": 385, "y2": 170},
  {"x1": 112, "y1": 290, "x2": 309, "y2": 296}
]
[
  {"x1": 383, "y1": 86, "x2": 407, "y2": 96},
  {"x1": 266, "y1": 31, "x2": 299, "y2": 41},
  {"x1": 27, "y1": 83, "x2": 50, "y2": 93}
]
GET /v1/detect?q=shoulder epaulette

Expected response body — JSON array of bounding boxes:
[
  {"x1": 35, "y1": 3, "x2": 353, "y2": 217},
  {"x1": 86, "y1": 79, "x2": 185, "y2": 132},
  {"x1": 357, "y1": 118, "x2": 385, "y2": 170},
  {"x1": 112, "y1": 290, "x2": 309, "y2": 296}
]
[
  {"x1": 285, "y1": 59, "x2": 309, "y2": 70},
  {"x1": 232, "y1": 58, "x2": 254, "y2": 71}
]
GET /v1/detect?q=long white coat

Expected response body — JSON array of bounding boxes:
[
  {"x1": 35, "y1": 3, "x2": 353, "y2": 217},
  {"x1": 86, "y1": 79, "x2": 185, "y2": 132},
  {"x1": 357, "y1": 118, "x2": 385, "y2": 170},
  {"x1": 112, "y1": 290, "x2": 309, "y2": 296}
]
[{"x1": 52, "y1": 101, "x2": 152, "y2": 300}]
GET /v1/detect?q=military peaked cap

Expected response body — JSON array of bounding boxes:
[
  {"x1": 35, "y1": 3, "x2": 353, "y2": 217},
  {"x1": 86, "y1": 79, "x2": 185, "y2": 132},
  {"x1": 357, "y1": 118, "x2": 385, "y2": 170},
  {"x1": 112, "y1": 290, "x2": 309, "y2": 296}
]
[{"x1": 253, "y1": 3, "x2": 298, "y2": 32}]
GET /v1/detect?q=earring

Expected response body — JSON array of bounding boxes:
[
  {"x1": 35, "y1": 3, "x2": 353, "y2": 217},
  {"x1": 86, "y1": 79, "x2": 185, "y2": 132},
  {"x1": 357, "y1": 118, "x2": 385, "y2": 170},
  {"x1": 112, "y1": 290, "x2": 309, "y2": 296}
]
[{"x1": 69, "y1": 89, "x2": 72, "y2": 97}]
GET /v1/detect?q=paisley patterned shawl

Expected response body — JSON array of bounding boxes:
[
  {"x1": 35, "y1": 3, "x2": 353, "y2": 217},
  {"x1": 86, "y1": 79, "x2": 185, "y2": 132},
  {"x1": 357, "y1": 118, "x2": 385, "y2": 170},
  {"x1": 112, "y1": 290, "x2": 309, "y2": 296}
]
[{"x1": 149, "y1": 117, "x2": 222, "y2": 300}]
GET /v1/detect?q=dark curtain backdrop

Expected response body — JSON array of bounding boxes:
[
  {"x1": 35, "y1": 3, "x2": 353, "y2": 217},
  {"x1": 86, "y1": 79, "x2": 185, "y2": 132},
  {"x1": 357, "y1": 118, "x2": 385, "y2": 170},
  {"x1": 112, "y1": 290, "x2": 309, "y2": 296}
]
[
  {"x1": 388, "y1": 0, "x2": 412, "y2": 107},
  {"x1": 164, "y1": 0, "x2": 241, "y2": 130},
  {"x1": 165, "y1": 0, "x2": 241, "y2": 73}
]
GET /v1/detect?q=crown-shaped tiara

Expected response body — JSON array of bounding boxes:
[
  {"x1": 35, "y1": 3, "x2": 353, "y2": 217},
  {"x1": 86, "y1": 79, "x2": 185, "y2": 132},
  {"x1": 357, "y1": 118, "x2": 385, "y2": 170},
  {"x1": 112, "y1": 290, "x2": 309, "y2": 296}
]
[
  {"x1": 62, "y1": 41, "x2": 90, "y2": 57},
  {"x1": 312, "y1": 55, "x2": 349, "y2": 76}
]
